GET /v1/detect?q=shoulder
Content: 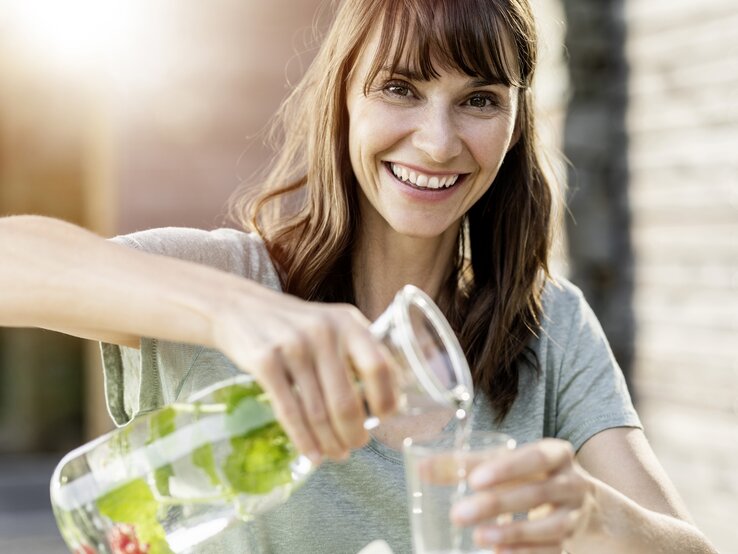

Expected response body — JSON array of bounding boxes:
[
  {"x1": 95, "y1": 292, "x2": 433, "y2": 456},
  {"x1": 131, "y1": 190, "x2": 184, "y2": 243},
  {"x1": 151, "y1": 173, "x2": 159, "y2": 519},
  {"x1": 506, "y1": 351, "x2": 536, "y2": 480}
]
[
  {"x1": 527, "y1": 277, "x2": 641, "y2": 448},
  {"x1": 533, "y1": 275, "x2": 608, "y2": 362},
  {"x1": 110, "y1": 227, "x2": 280, "y2": 286},
  {"x1": 539, "y1": 275, "x2": 589, "y2": 330}
]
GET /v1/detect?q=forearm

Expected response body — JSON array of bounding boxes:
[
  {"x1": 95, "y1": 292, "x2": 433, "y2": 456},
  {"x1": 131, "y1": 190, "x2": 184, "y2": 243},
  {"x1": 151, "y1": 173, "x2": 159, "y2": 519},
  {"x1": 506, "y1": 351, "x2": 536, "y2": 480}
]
[
  {"x1": 0, "y1": 215, "x2": 266, "y2": 347},
  {"x1": 568, "y1": 476, "x2": 718, "y2": 554}
]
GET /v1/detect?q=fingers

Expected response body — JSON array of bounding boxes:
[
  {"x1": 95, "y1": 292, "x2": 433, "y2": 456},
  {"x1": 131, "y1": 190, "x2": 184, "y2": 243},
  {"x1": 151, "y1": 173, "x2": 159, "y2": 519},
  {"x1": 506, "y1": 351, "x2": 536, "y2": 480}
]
[
  {"x1": 418, "y1": 451, "x2": 499, "y2": 486},
  {"x1": 243, "y1": 303, "x2": 397, "y2": 463},
  {"x1": 311, "y1": 327, "x2": 368, "y2": 451},
  {"x1": 452, "y1": 471, "x2": 586, "y2": 524},
  {"x1": 250, "y1": 348, "x2": 322, "y2": 464},
  {"x1": 449, "y1": 439, "x2": 591, "y2": 553},
  {"x1": 485, "y1": 544, "x2": 563, "y2": 554},
  {"x1": 311, "y1": 307, "x2": 398, "y2": 449},
  {"x1": 416, "y1": 454, "x2": 459, "y2": 485},
  {"x1": 342, "y1": 317, "x2": 398, "y2": 421},
  {"x1": 473, "y1": 506, "x2": 580, "y2": 551},
  {"x1": 283, "y1": 337, "x2": 350, "y2": 460},
  {"x1": 468, "y1": 439, "x2": 575, "y2": 490}
]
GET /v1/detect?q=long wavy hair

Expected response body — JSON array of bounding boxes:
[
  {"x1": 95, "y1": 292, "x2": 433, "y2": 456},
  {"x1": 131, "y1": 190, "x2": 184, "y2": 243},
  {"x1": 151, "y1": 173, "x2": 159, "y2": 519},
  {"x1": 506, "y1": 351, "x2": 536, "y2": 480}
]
[{"x1": 230, "y1": 0, "x2": 556, "y2": 421}]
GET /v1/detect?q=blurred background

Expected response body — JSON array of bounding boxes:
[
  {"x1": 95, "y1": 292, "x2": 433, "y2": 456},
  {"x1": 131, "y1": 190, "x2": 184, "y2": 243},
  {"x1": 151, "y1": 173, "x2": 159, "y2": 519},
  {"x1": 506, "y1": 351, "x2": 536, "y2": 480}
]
[{"x1": 0, "y1": 0, "x2": 736, "y2": 553}]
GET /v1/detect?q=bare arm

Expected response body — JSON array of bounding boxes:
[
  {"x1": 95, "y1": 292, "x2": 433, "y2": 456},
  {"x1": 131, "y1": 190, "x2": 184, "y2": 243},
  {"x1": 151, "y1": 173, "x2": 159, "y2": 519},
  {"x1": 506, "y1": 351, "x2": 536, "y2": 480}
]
[
  {"x1": 0, "y1": 215, "x2": 397, "y2": 462},
  {"x1": 569, "y1": 427, "x2": 717, "y2": 554},
  {"x1": 0, "y1": 215, "x2": 231, "y2": 347}
]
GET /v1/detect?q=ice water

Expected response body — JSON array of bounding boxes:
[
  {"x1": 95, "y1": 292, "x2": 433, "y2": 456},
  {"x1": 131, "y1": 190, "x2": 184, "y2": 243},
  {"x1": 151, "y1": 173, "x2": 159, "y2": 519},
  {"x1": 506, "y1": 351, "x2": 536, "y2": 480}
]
[
  {"x1": 407, "y1": 384, "x2": 479, "y2": 554},
  {"x1": 449, "y1": 393, "x2": 473, "y2": 553},
  {"x1": 405, "y1": 384, "x2": 518, "y2": 554}
]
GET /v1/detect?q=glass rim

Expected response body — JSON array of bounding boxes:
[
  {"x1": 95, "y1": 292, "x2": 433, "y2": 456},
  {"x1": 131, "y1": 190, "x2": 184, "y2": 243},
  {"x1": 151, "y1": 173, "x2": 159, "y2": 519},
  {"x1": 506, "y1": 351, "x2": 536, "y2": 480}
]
[{"x1": 402, "y1": 430, "x2": 516, "y2": 454}]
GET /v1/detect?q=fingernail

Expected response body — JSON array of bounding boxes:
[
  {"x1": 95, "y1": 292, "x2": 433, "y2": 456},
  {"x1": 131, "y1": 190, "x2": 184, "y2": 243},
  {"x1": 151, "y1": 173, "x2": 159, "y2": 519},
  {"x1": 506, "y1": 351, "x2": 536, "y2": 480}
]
[
  {"x1": 469, "y1": 467, "x2": 495, "y2": 489},
  {"x1": 451, "y1": 500, "x2": 478, "y2": 523},
  {"x1": 480, "y1": 527, "x2": 502, "y2": 543},
  {"x1": 308, "y1": 451, "x2": 322, "y2": 465}
]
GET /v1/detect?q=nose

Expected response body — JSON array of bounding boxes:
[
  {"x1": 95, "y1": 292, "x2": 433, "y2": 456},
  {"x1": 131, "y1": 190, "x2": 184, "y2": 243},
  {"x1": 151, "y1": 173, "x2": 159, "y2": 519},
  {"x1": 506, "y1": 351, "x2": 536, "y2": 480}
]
[{"x1": 411, "y1": 104, "x2": 463, "y2": 163}]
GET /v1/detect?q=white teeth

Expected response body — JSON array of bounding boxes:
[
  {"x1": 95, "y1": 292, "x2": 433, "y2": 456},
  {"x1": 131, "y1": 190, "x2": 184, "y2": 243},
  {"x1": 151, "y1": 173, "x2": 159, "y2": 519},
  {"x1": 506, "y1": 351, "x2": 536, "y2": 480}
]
[{"x1": 389, "y1": 163, "x2": 460, "y2": 189}]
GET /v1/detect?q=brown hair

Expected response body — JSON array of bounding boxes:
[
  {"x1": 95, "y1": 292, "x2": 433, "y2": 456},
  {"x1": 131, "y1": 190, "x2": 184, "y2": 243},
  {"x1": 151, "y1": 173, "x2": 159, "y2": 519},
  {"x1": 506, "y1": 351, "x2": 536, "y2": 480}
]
[{"x1": 231, "y1": 0, "x2": 554, "y2": 421}]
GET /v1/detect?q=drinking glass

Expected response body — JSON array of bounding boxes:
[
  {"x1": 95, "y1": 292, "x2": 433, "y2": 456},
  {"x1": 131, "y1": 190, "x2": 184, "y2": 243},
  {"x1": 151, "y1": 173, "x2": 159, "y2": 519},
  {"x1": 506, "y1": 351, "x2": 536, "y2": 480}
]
[{"x1": 403, "y1": 431, "x2": 516, "y2": 554}]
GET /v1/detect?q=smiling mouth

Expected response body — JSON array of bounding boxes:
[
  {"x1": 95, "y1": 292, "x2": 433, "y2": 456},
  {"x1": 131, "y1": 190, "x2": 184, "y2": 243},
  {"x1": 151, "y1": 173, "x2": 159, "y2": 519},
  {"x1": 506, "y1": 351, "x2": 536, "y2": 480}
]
[{"x1": 386, "y1": 162, "x2": 466, "y2": 190}]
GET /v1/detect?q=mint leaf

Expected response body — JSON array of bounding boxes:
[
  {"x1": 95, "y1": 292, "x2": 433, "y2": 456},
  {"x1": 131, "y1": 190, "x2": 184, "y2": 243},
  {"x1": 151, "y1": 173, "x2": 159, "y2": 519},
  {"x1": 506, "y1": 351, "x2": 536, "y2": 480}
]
[
  {"x1": 148, "y1": 406, "x2": 177, "y2": 497},
  {"x1": 192, "y1": 443, "x2": 221, "y2": 487},
  {"x1": 96, "y1": 478, "x2": 172, "y2": 554},
  {"x1": 223, "y1": 422, "x2": 297, "y2": 495}
]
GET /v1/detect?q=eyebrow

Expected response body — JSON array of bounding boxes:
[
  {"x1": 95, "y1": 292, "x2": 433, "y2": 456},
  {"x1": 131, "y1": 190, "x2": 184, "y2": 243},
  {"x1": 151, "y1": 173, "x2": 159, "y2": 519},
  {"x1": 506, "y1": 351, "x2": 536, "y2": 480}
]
[
  {"x1": 381, "y1": 65, "x2": 506, "y2": 87},
  {"x1": 381, "y1": 65, "x2": 424, "y2": 81},
  {"x1": 468, "y1": 76, "x2": 506, "y2": 87}
]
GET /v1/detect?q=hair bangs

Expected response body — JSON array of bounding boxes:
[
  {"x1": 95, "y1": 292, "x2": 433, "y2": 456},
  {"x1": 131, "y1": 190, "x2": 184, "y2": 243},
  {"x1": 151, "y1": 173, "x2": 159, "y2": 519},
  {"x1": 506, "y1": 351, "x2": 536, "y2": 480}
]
[{"x1": 363, "y1": 0, "x2": 528, "y2": 93}]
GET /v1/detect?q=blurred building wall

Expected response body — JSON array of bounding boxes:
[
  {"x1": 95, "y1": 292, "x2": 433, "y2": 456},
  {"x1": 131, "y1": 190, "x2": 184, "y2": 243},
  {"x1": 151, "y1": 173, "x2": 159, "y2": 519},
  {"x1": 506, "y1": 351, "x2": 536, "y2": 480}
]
[
  {"x1": 114, "y1": 0, "x2": 327, "y2": 233},
  {"x1": 543, "y1": 1, "x2": 737, "y2": 550},
  {"x1": 561, "y1": 0, "x2": 634, "y2": 393},
  {"x1": 0, "y1": 0, "x2": 326, "y2": 449},
  {"x1": 530, "y1": 1, "x2": 569, "y2": 271},
  {"x1": 625, "y1": 1, "x2": 738, "y2": 551},
  {"x1": 0, "y1": 44, "x2": 97, "y2": 450}
]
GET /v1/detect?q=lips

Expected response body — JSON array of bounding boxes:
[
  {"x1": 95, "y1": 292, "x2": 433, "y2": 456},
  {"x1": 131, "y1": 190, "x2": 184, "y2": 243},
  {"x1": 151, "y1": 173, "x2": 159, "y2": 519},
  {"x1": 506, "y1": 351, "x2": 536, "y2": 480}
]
[{"x1": 387, "y1": 162, "x2": 462, "y2": 190}]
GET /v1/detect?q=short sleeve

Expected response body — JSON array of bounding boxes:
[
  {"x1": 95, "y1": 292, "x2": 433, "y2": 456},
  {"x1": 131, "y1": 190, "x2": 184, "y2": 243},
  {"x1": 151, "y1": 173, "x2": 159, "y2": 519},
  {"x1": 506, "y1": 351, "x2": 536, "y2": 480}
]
[
  {"x1": 545, "y1": 281, "x2": 642, "y2": 451},
  {"x1": 101, "y1": 339, "x2": 240, "y2": 426},
  {"x1": 99, "y1": 227, "x2": 281, "y2": 426}
]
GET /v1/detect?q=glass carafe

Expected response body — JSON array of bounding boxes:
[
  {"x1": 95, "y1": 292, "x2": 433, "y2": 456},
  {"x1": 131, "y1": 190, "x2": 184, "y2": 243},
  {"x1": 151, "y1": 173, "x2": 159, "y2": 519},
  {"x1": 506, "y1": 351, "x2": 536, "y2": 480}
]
[{"x1": 50, "y1": 285, "x2": 473, "y2": 554}]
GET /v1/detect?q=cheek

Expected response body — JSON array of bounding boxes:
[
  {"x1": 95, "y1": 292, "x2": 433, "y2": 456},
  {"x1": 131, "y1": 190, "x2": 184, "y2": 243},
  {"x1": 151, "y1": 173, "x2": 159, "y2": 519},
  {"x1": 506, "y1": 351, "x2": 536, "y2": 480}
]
[
  {"x1": 347, "y1": 116, "x2": 380, "y2": 192},
  {"x1": 350, "y1": 103, "x2": 408, "y2": 156},
  {"x1": 348, "y1": 106, "x2": 372, "y2": 162},
  {"x1": 466, "y1": 121, "x2": 516, "y2": 171}
]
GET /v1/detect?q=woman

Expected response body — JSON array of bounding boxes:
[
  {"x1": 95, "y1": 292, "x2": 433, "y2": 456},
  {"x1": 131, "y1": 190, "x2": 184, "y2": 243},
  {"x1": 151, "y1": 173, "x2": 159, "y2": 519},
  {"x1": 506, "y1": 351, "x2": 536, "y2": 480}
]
[{"x1": 0, "y1": 0, "x2": 717, "y2": 552}]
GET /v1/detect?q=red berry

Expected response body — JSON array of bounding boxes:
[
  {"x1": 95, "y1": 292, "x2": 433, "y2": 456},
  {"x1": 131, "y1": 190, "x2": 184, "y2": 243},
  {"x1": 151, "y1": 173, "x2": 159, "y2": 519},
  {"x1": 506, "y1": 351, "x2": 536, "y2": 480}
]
[{"x1": 107, "y1": 524, "x2": 150, "y2": 554}]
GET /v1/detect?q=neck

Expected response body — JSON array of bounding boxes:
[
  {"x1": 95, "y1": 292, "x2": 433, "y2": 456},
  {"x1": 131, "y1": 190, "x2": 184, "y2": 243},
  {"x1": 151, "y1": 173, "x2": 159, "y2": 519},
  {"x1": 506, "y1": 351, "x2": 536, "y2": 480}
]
[{"x1": 352, "y1": 225, "x2": 461, "y2": 321}]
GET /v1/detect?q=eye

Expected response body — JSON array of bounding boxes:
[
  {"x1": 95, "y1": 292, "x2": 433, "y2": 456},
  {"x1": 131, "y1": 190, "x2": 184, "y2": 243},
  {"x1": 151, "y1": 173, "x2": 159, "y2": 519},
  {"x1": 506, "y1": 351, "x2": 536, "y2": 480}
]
[
  {"x1": 383, "y1": 80, "x2": 414, "y2": 99},
  {"x1": 465, "y1": 93, "x2": 498, "y2": 110}
]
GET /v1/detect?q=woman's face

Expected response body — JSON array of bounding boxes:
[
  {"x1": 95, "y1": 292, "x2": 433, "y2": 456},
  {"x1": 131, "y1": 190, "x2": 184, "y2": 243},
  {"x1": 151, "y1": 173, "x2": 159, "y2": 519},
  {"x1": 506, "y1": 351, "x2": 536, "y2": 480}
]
[{"x1": 346, "y1": 27, "x2": 520, "y2": 240}]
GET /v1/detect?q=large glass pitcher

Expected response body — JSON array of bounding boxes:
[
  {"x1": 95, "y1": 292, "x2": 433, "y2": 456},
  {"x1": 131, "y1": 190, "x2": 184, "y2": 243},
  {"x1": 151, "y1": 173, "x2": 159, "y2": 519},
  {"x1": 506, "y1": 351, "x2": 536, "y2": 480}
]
[{"x1": 50, "y1": 285, "x2": 473, "y2": 554}]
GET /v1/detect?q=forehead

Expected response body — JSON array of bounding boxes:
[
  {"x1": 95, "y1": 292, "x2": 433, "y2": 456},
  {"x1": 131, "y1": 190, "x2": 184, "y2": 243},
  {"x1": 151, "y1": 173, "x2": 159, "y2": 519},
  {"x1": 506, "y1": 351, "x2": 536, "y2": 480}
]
[{"x1": 351, "y1": 4, "x2": 523, "y2": 89}]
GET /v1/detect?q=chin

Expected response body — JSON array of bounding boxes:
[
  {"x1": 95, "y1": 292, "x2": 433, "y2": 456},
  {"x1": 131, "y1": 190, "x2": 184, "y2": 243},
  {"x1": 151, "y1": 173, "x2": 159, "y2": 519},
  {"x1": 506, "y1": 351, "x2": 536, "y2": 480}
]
[{"x1": 389, "y1": 221, "x2": 449, "y2": 240}]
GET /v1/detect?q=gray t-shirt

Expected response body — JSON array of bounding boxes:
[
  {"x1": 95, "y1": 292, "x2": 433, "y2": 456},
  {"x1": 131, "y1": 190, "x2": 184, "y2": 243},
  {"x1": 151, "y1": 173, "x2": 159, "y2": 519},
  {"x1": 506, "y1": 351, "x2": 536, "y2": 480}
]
[{"x1": 101, "y1": 227, "x2": 641, "y2": 554}]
